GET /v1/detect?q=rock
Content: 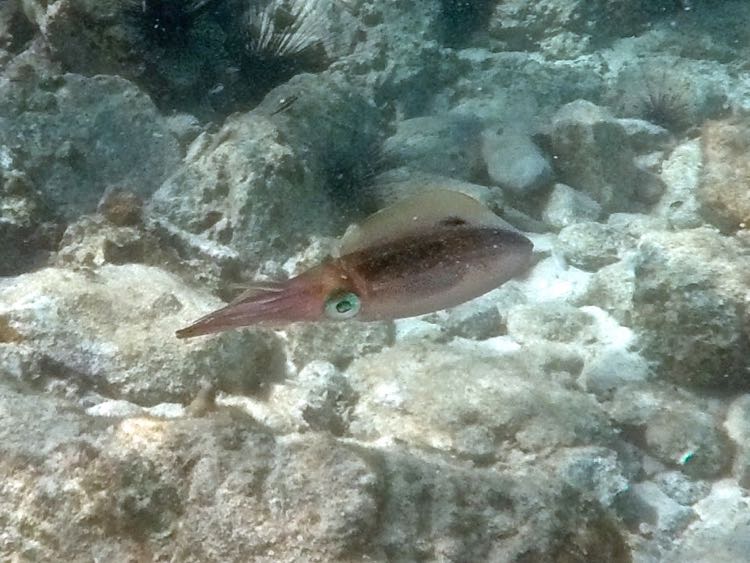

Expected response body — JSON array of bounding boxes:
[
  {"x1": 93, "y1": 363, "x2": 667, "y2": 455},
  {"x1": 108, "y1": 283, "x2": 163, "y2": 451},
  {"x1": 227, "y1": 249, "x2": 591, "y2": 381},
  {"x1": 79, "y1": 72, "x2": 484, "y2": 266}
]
[
  {"x1": 606, "y1": 212, "x2": 668, "y2": 238},
  {"x1": 346, "y1": 342, "x2": 614, "y2": 456},
  {"x1": 0, "y1": 0, "x2": 33, "y2": 53},
  {"x1": 510, "y1": 303, "x2": 634, "y2": 353},
  {"x1": 55, "y1": 215, "x2": 162, "y2": 269},
  {"x1": 615, "y1": 480, "x2": 694, "y2": 535},
  {"x1": 506, "y1": 302, "x2": 598, "y2": 346},
  {"x1": 542, "y1": 183, "x2": 602, "y2": 230},
  {"x1": 85, "y1": 399, "x2": 145, "y2": 418},
  {"x1": 286, "y1": 361, "x2": 357, "y2": 435},
  {"x1": 380, "y1": 114, "x2": 485, "y2": 181},
  {"x1": 0, "y1": 380, "x2": 633, "y2": 562},
  {"x1": 488, "y1": 0, "x2": 679, "y2": 53},
  {"x1": 438, "y1": 49, "x2": 603, "y2": 129},
  {"x1": 421, "y1": 286, "x2": 518, "y2": 341},
  {"x1": 0, "y1": 395, "x2": 378, "y2": 561},
  {"x1": 643, "y1": 405, "x2": 730, "y2": 480},
  {"x1": 147, "y1": 111, "x2": 326, "y2": 270},
  {"x1": 97, "y1": 187, "x2": 143, "y2": 227},
  {"x1": 515, "y1": 249, "x2": 594, "y2": 304},
  {"x1": 548, "y1": 100, "x2": 665, "y2": 213},
  {"x1": 617, "y1": 118, "x2": 672, "y2": 153},
  {"x1": 631, "y1": 228, "x2": 750, "y2": 389},
  {"x1": 553, "y1": 446, "x2": 629, "y2": 506},
  {"x1": 579, "y1": 348, "x2": 651, "y2": 397},
  {"x1": 698, "y1": 118, "x2": 750, "y2": 232},
  {"x1": 653, "y1": 471, "x2": 711, "y2": 507},
  {"x1": 348, "y1": 3, "x2": 448, "y2": 117},
  {"x1": 556, "y1": 221, "x2": 626, "y2": 271},
  {"x1": 664, "y1": 483, "x2": 750, "y2": 563},
  {"x1": 609, "y1": 386, "x2": 732, "y2": 479},
  {"x1": 0, "y1": 165, "x2": 61, "y2": 275},
  {"x1": 654, "y1": 139, "x2": 705, "y2": 229},
  {"x1": 480, "y1": 128, "x2": 552, "y2": 195},
  {"x1": 0, "y1": 71, "x2": 181, "y2": 220},
  {"x1": 576, "y1": 260, "x2": 635, "y2": 325},
  {"x1": 375, "y1": 447, "x2": 630, "y2": 563},
  {"x1": 285, "y1": 321, "x2": 394, "y2": 370},
  {"x1": 0, "y1": 265, "x2": 286, "y2": 404},
  {"x1": 724, "y1": 394, "x2": 750, "y2": 488},
  {"x1": 148, "y1": 72, "x2": 380, "y2": 270}
]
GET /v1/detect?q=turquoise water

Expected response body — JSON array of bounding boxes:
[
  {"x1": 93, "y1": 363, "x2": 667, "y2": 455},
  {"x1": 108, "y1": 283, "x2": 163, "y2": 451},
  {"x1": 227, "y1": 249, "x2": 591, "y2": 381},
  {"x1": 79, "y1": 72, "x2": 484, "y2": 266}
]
[{"x1": 1, "y1": 1, "x2": 749, "y2": 561}]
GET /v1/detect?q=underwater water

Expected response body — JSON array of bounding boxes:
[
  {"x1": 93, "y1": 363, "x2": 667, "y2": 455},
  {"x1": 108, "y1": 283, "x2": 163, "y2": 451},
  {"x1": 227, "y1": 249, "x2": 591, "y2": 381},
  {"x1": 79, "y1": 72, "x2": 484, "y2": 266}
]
[{"x1": 1, "y1": 0, "x2": 750, "y2": 561}]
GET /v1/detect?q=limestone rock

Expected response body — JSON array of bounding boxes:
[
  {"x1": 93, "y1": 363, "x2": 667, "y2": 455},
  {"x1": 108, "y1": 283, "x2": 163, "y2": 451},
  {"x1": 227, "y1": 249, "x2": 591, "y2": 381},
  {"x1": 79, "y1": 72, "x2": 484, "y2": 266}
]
[
  {"x1": 664, "y1": 483, "x2": 750, "y2": 563},
  {"x1": 285, "y1": 321, "x2": 394, "y2": 370},
  {"x1": 148, "y1": 72, "x2": 380, "y2": 270},
  {"x1": 609, "y1": 386, "x2": 732, "y2": 479},
  {"x1": 576, "y1": 260, "x2": 635, "y2": 325},
  {"x1": 631, "y1": 228, "x2": 750, "y2": 389},
  {"x1": 698, "y1": 118, "x2": 750, "y2": 232},
  {"x1": 724, "y1": 394, "x2": 750, "y2": 488},
  {"x1": 654, "y1": 139, "x2": 705, "y2": 229},
  {"x1": 481, "y1": 128, "x2": 552, "y2": 195},
  {"x1": 542, "y1": 183, "x2": 602, "y2": 230},
  {"x1": 346, "y1": 342, "x2": 615, "y2": 457},
  {"x1": 548, "y1": 100, "x2": 665, "y2": 213},
  {"x1": 0, "y1": 72, "x2": 181, "y2": 220},
  {"x1": 380, "y1": 114, "x2": 485, "y2": 181},
  {"x1": 556, "y1": 221, "x2": 626, "y2": 271},
  {"x1": 0, "y1": 165, "x2": 60, "y2": 275},
  {"x1": 0, "y1": 265, "x2": 286, "y2": 404}
]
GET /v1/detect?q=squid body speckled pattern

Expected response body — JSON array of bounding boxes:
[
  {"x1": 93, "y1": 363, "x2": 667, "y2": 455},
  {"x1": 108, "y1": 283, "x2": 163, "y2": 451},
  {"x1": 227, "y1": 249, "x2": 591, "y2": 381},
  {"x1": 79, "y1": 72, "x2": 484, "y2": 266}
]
[{"x1": 176, "y1": 189, "x2": 534, "y2": 338}]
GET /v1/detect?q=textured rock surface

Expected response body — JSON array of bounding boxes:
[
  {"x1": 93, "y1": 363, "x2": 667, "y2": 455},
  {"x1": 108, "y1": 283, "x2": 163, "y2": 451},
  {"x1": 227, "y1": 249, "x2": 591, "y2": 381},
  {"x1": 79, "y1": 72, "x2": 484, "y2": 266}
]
[
  {"x1": 609, "y1": 385, "x2": 732, "y2": 480},
  {"x1": 542, "y1": 183, "x2": 602, "y2": 230},
  {"x1": 0, "y1": 383, "x2": 633, "y2": 562},
  {"x1": 0, "y1": 71, "x2": 181, "y2": 220},
  {"x1": 548, "y1": 100, "x2": 665, "y2": 213},
  {"x1": 148, "y1": 72, "x2": 380, "y2": 271},
  {"x1": 2, "y1": 0, "x2": 750, "y2": 561},
  {"x1": 481, "y1": 128, "x2": 552, "y2": 195},
  {"x1": 488, "y1": 0, "x2": 679, "y2": 54},
  {"x1": 631, "y1": 228, "x2": 750, "y2": 389},
  {"x1": 698, "y1": 118, "x2": 750, "y2": 232},
  {"x1": 284, "y1": 321, "x2": 395, "y2": 370},
  {"x1": 0, "y1": 164, "x2": 59, "y2": 275},
  {"x1": 0, "y1": 265, "x2": 286, "y2": 404},
  {"x1": 724, "y1": 394, "x2": 750, "y2": 487},
  {"x1": 664, "y1": 483, "x2": 750, "y2": 563},
  {"x1": 347, "y1": 342, "x2": 615, "y2": 457},
  {"x1": 380, "y1": 114, "x2": 484, "y2": 181},
  {"x1": 556, "y1": 221, "x2": 626, "y2": 271},
  {"x1": 654, "y1": 139, "x2": 705, "y2": 229}
]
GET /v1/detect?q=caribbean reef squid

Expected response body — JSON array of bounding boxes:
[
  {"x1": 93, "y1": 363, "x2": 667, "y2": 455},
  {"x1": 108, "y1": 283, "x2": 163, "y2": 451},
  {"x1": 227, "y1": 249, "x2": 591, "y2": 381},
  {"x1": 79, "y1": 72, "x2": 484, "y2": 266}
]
[{"x1": 176, "y1": 189, "x2": 534, "y2": 338}]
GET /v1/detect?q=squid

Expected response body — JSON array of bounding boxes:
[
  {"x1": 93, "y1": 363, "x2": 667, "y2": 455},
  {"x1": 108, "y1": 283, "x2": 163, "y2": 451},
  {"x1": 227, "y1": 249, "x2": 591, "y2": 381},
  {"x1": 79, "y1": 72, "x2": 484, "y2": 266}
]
[{"x1": 176, "y1": 189, "x2": 534, "y2": 338}]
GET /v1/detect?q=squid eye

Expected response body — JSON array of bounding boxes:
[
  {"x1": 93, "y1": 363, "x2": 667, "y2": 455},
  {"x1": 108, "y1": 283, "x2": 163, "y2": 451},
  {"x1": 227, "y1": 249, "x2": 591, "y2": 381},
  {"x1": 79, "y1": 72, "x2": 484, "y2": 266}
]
[{"x1": 324, "y1": 291, "x2": 361, "y2": 320}]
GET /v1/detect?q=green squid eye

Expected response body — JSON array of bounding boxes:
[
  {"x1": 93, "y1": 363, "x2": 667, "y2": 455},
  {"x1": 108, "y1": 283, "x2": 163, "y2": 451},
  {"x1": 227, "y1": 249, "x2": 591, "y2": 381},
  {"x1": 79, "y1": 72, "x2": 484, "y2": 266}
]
[{"x1": 324, "y1": 291, "x2": 361, "y2": 320}]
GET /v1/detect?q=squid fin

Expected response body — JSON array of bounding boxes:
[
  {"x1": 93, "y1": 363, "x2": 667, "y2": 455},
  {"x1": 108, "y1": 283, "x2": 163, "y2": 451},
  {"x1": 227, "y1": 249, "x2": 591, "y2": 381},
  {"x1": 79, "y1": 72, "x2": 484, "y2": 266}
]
[{"x1": 339, "y1": 189, "x2": 518, "y2": 255}]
